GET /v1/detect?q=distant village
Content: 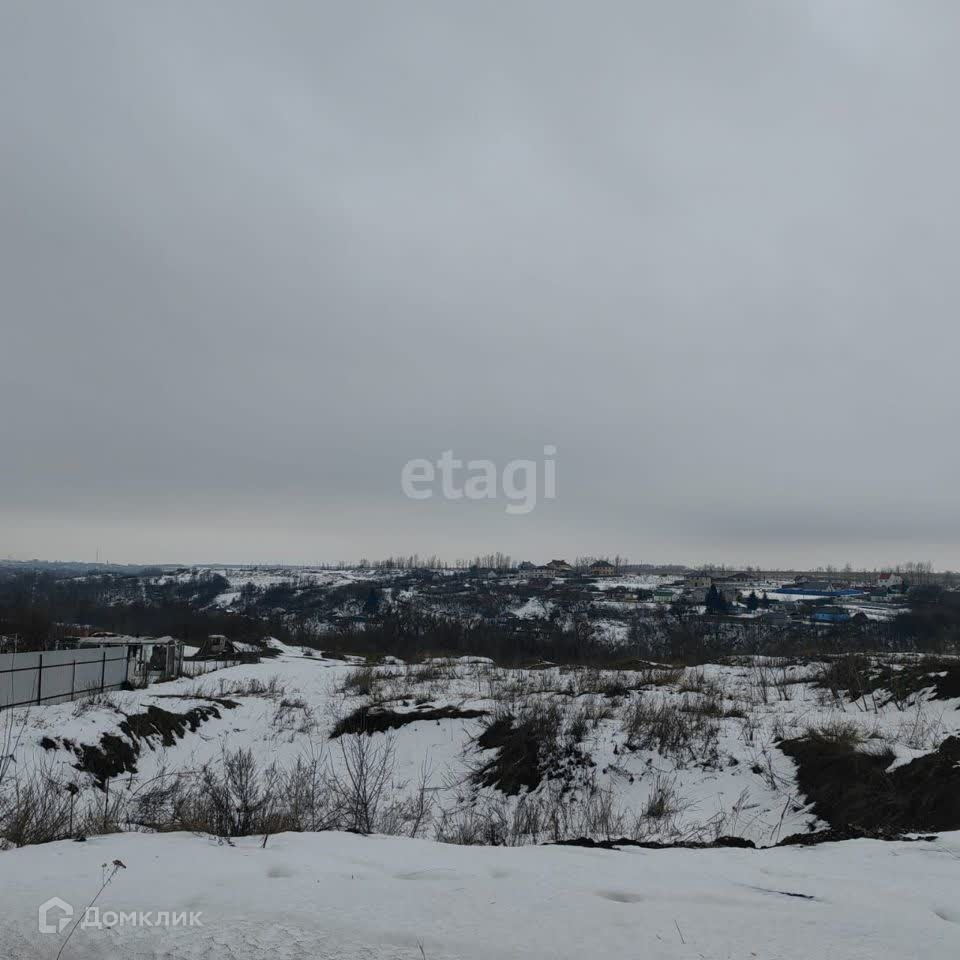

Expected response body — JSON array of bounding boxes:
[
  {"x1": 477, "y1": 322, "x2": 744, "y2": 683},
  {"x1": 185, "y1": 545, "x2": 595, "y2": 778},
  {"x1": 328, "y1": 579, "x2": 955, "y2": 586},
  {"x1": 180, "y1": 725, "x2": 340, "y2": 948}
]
[
  {"x1": 0, "y1": 557, "x2": 949, "y2": 683},
  {"x1": 427, "y1": 558, "x2": 916, "y2": 630}
]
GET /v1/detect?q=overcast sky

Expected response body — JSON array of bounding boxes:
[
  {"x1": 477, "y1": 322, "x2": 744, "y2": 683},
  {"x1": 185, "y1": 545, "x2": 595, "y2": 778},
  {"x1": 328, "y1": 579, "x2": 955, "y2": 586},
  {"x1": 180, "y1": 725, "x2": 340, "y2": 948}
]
[{"x1": 2, "y1": 2, "x2": 959, "y2": 570}]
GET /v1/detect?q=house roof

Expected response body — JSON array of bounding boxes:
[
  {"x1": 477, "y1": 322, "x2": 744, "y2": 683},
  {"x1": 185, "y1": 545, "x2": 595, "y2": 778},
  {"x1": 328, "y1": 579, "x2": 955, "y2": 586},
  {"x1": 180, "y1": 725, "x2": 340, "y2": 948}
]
[{"x1": 76, "y1": 635, "x2": 178, "y2": 647}]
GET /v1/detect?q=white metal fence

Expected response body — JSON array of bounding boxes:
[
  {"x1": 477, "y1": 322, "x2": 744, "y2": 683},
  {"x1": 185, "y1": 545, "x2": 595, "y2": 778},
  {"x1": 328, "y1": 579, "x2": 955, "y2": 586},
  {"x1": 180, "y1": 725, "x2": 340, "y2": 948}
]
[
  {"x1": 179, "y1": 658, "x2": 242, "y2": 678},
  {"x1": 0, "y1": 647, "x2": 132, "y2": 710}
]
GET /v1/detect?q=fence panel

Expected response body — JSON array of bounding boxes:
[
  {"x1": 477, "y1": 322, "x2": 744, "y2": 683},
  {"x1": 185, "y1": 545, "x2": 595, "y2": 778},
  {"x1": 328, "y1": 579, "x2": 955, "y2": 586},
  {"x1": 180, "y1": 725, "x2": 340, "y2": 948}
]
[
  {"x1": 0, "y1": 647, "x2": 131, "y2": 710},
  {"x1": 179, "y1": 658, "x2": 241, "y2": 678}
]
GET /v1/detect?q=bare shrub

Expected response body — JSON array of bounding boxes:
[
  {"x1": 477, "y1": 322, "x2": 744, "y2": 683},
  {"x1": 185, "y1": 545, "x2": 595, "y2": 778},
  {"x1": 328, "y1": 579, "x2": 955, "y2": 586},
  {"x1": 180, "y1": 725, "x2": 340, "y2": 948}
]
[
  {"x1": 434, "y1": 801, "x2": 511, "y2": 846},
  {"x1": 752, "y1": 665, "x2": 771, "y2": 705},
  {"x1": 0, "y1": 759, "x2": 76, "y2": 848},
  {"x1": 279, "y1": 751, "x2": 337, "y2": 832},
  {"x1": 636, "y1": 667, "x2": 683, "y2": 689},
  {"x1": 71, "y1": 692, "x2": 121, "y2": 717},
  {"x1": 895, "y1": 702, "x2": 945, "y2": 751},
  {"x1": 677, "y1": 667, "x2": 710, "y2": 694},
  {"x1": 185, "y1": 675, "x2": 287, "y2": 701},
  {"x1": 621, "y1": 695, "x2": 720, "y2": 767},
  {"x1": 329, "y1": 732, "x2": 397, "y2": 833},
  {"x1": 180, "y1": 748, "x2": 283, "y2": 837},
  {"x1": 817, "y1": 655, "x2": 872, "y2": 703},
  {"x1": 804, "y1": 719, "x2": 867, "y2": 747},
  {"x1": 272, "y1": 695, "x2": 316, "y2": 735},
  {"x1": 338, "y1": 665, "x2": 378, "y2": 698},
  {"x1": 644, "y1": 771, "x2": 680, "y2": 820}
]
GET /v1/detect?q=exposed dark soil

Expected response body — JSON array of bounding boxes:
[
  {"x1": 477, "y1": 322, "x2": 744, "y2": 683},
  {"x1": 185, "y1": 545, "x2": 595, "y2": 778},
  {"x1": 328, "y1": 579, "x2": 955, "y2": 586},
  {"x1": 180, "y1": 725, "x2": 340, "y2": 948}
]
[
  {"x1": 41, "y1": 700, "x2": 237, "y2": 788},
  {"x1": 554, "y1": 835, "x2": 757, "y2": 850},
  {"x1": 471, "y1": 714, "x2": 594, "y2": 796},
  {"x1": 330, "y1": 704, "x2": 487, "y2": 738},
  {"x1": 473, "y1": 717, "x2": 544, "y2": 795},
  {"x1": 881, "y1": 662, "x2": 960, "y2": 702},
  {"x1": 780, "y1": 733, "x2": 960, "y2": 833},
  {"x1": 818, "y1": 655, "x2": 960, "y2": 706},
  {"x1": 777, "y1": 827, "x2": 937, "y2": 847},
  {"x1": 555, "y1": 829, "x2": 936, "y2": 851}
]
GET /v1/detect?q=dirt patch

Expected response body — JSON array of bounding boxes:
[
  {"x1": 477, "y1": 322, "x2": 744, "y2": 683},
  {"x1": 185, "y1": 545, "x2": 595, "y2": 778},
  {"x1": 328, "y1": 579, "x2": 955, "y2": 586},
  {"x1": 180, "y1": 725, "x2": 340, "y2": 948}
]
[
  {"x1": 473, "y1": 717, "x2": 544, "y2": 795},
  {"x1": 777, "y1": 827, "x2": 937, "y2": 847},
  {"x1": 555, "y1": 830, "x2": 935, "y2": 851},
  {"x1": 42, "y1": 700, "x2": 237, "y2": 788},
  {"x1": 471, "y1": 710, "x2": 594, "y2": 796},
  {"x1": 780, "y1": 733, "x2": 960, "y2": 833},
  {"x1": 554, "y1": 835, "x2": 756, "y2": 850},
  {"x1": 880, "y1": 662, "x2": 960, "y2": 703},
  {"x1": 330, "y1": 704, "x2": 487, "y2": 738},
  {"x1": 75, "y1": 734, "x2": 140, "y2": 787},
  {"x1": 118, "y1": 701, "x2": 235, "y2": 746}
]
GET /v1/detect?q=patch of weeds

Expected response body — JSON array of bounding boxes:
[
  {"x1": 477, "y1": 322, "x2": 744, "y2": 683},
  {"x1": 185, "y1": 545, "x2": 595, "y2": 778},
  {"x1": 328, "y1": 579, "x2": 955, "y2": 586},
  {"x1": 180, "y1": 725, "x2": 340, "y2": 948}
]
[
  {"x1": 817, "y1": 655, "x2": 960, "y2": 709},
  {"x1": 622, "y1": 696, "x2": 720, "y2": 767},
  {"x1": 803, "y1": 720, "x2": 867, "y2": 747},
  {"x1": 644, "y1": 772, "x2": 679, "y2": 820},
  {"x1": 338, "y1": 665, "x2": 377, "y2": 697}
]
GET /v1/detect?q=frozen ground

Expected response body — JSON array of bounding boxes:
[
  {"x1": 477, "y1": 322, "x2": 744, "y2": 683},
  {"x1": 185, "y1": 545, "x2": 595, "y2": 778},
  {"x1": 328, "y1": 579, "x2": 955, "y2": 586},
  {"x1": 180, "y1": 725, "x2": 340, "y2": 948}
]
[
  {"x1": 5, "y1": 647, "x2": 960, "y2": 847},
  {"x1": 4, "y1": 648, "x2": 960, "y2": 958},
  {"x1": 2, "y1": 828, "x2": 959, "y2": 958}
]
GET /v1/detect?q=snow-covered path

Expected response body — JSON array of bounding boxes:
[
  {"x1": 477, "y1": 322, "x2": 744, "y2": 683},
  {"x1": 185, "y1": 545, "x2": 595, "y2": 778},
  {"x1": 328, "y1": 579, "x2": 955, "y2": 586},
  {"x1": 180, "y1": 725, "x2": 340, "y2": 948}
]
[{"x1": 2, "y1": 829, "x2": 959, "y2": 959}]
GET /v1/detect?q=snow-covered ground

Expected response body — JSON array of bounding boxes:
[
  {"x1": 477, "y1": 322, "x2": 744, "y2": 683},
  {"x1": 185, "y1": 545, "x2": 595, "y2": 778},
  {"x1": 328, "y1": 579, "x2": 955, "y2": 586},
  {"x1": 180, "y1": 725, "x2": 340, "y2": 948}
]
[
  {"x1": 204, "y1": 566, "x2": 379, "y2": 608},
  {"x1": 5, "y1": 650, "x2": 960, "y2": 848},
  {"x1": 5, "y1": 649, "x2": 960, "y2": 957},
  {"x1": 2, "y1": 829, "x2": 959, "y2": 959},
  {"x1": 512, "y1": 597, "x2": 554, "y2": 620},
  {"x1": 591, "y1": 574, "x2": 676, "y2": 591}
]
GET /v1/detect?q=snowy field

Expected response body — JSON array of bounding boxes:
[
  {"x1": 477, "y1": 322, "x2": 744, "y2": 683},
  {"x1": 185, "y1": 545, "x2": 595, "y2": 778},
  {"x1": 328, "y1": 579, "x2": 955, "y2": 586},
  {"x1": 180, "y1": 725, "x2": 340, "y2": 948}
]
[
  {"x1": 3, "y1": 648, "x2": 960, "y2": 957},
  {"x1": 4, "y1": 647, "x2": 960, "y2": 847},
  {"x1": 2, "y1": 829, "x2": 959, "y2": 958}
]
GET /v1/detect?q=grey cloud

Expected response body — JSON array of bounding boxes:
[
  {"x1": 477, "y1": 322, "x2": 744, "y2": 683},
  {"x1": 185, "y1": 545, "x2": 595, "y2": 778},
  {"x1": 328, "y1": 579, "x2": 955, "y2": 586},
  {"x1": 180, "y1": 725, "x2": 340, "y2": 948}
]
[{"x1": 1, "y1": 2, "x2": 958, "y2": 568}]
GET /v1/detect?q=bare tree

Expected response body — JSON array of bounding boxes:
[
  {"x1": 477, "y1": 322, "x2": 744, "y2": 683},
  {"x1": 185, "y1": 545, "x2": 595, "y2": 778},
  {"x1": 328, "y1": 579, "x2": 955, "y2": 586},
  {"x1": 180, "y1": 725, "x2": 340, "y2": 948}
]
[{"x1": 330, "y1": 733, "x2": 396, "y2": 834}]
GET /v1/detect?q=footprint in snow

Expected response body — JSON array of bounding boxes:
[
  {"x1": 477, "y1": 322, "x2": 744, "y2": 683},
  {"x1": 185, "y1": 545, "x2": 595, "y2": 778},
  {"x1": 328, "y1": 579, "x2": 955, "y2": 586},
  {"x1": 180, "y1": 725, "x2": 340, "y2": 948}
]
[{"x1": 596, "y1": 890, "x2": 645, "y2": 903}]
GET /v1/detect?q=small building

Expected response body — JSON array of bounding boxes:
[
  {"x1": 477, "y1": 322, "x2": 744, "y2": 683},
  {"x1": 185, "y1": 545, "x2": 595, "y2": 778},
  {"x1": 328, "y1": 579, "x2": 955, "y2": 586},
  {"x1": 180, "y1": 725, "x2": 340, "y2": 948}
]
[
  {"x1": 541, "y1": 559, "x2": 573, "y2": 576},
  {"x1": 812, "y1": 607, "x2": 851, "y2": 624},
  {"x1": 589, "y1": 560, "x2": 616, "y2": 577},
  {"x1": 877, "y1": 572, "x2": 904, "y2": 590},
  {"x1": 194, "y1": 635, "x2": 262, "y2": 661},
  {"x1": 711, "y1": 576, "x2": 742, "y2": 604},
  {"x1": 74, "y1": 634, "x2": 184, "y2": 682}
]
